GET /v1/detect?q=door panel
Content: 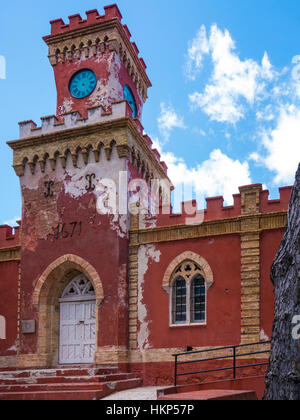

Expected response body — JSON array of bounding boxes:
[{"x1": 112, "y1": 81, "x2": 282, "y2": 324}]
[{"x1": 59, "y1": 300, "x2": 96, "y2": 364}]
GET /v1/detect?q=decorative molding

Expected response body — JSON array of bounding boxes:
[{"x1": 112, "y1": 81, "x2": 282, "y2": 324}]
[
  {"x1": 8, "y1": 115, "x2": 169, "y2": 182},
  {"x1": 0, "y1": 246, "x2": 20, "y2": 262},
  {"x1": 131, "y1": 212, "x2": 288, "y2": 246},
  {"x1": 32, "y1": 254, "x2": 104, "y2": 307}
]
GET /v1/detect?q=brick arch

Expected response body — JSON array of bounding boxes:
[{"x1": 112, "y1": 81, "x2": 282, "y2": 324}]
[
  {"x1": 33, "y1": 254, "x2": 104, "y2": 366},
  {"x1": 162, "y1": 251, "x2": 214, "y2": 291},
  {"x1": 33, "y1": 254, "x2": 104, "y2": 307}
]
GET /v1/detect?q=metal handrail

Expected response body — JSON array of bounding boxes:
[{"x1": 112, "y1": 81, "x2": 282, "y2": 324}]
[{"x1": 173, "y1": 341, "x2": 271, "y2": 386}]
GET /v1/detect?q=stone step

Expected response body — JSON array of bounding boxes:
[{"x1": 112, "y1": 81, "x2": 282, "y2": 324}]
[
  {"x1": 0, "y1": 382, "x2": 103, "y2": 393},
  {"x1": 0, "y1": 367, "x2": 117, "y2": 379},
  {"x1": 0, "y1": 373, "x2": 135, "y2": 386},
  {"x1": 0, "y1": 378, "x2": 143, "y2": 400},
  {"x1": 158, "y1": 389, "x2": 258, "y2": 401},
  {"x1": 98, "y1": 378, "x2": 143, "y2": 399},
  {"x1": 0, "y1": 390, "x2": 102, "y2": 401}
]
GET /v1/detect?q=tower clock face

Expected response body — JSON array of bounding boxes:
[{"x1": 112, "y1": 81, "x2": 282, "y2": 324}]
[
  {"x1": 124, "y1": 85, "x2": 137, "y2": 118},
  {"x1": 69, "y1": 69, "x2": 97, "y2": 99}
]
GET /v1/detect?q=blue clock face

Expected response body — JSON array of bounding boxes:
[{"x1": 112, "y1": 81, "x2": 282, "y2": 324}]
[
  {"x1": 69, "y1": 69, "x2": 97, "y2": 99},
  {"x1": 124, "y1": 85, "x2": 137, "y2": 118}
]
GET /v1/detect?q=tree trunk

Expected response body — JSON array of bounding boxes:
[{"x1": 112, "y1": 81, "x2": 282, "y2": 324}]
[{"x1": 264, "y1": 164, "x2": 300, "y2": 400}]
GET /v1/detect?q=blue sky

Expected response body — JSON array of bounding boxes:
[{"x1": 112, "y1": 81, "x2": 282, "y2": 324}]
[{"x1": 1, "y1": 0, "x2": 300, "y2": 224}]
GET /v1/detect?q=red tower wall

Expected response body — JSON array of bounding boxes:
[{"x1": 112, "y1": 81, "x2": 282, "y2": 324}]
[
  {"x1": 18, "y1": 149, "x2": 130, "y2": 358},
  {"x1": 43, "y1": 4, "x2": 149, "y2": 120},
  {"x1": 52, "y1": 50, "x2": 143, "y2": 120},
  {"x1": 0, "y1": 261, "x2": 19, "y2": 357},
  {"x1": 260, "y1": 229, "x2": 285, "y2": 339}
]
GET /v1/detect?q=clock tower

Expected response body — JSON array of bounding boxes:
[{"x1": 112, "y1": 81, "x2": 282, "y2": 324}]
[
  {"x1": 43, "y1": 4, "x2": 150, "y2": 120},
  {"x1": 8, "y1": 4, "x2": 169, "y2": 368}
]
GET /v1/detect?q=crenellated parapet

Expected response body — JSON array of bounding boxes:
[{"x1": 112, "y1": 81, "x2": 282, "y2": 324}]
[
  {"x1": 43, "y1": 4, "x2": 151, "y2": 102},
  {"x1": 18, "y1": 101, "x2": 133, "y2": 139},
  {"x1": 8, "y1": 101, "x2": 169, "y2": 180},
  {"x1": 143, "y1": 184, "x2": 293, "y2": 229},
  {"x1": 0, "y1": 225, "x2": 21, "y2": 249}
]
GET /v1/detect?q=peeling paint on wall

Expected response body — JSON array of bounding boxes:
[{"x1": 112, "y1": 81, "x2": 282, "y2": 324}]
[
  {"x1": 137, "y1": 245, "x2": 161, "y2": 351},
  {"x1": 87, "y1": 53, "x2": 123, "y2": 110},
  {"x1": 62, "y1": 98, "x2": 74, "y2": 114},
  {"x1": 260, "y1": 329, "x2": 270, "y2": 342},
  {"x1": 109, "y1": 214, "x2": 128, "y2": 239}
]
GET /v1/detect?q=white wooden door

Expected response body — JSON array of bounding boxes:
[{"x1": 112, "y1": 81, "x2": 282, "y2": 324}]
[{"x1": 59, "y1": 300, "x2": 96, "y2": 364}]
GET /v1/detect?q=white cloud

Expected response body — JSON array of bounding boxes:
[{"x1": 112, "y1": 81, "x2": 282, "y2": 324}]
[
  {"x1": 187, "y1": 24, "x2": 276, "y2": 124},
  {"x1": 186, "y1": 25, "x2": 210, "y2": 80},
  {"x1": 2, "y1": 216, "x2": 20, "y2": 227},
  {"x1": 153, "y1": 137, "x2": 251, "y2": 205},
  {"x1": 258, "y1": 106, "x2": 300, "y2": 184},
  {"x1": 256, "y1": 104, "x2": 275, "y2": 121},
  {"x1": 157, "y1": 103, "x2": 186, "y2": 140}
]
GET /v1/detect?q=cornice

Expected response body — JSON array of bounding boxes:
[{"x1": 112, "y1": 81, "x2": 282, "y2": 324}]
[
  {"x1": 130, "y1": 211, "x2": 288, "y2": 246},
  {"x1": 0, "y1": 246, "x2": 21, "y2": 262},
  {"x1": 8, "y1": 117, "x2": 131, "y2": 150},
  {"x1": 7, "y1": 117, "x2": 170, "y2": 182}
]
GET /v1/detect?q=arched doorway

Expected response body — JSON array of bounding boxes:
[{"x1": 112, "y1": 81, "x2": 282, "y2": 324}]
[
  {"x1": 59, "y1": 274, "x2": 96, "y2": 364},
  {"x1": 33, "y1": 255, "x2": 104, "y2": 367}
]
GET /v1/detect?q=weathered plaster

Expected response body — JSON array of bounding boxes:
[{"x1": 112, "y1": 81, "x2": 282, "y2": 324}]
[{"x1": 137, "y1": 245, "x2": 161, "y2": 351}]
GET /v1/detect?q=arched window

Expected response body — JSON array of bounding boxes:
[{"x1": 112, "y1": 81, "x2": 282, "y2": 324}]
[
  {"x1": 172, "y1": 277, "x2": 187, "y2": 324},
  {"x1": 170, "y1": 260, "x2": 207, "y2": 325}
]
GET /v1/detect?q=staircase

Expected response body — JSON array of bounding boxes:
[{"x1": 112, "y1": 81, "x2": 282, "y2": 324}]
[{"x1": 0, "y1": 366, "x2": 142, "y2": 400}]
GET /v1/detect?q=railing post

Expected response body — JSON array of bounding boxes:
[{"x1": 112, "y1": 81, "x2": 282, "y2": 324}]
[
  {"x1": 233, "y1": 346, "x2": 236, "y2": 379},
  {"x1": 174, "y1": 355, "x2": 178, "y2": 387}
]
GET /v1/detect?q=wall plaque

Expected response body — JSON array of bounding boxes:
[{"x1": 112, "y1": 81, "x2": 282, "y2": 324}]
[{"x1": 22, "y1": 320, "x2": 36, "y2": 334}]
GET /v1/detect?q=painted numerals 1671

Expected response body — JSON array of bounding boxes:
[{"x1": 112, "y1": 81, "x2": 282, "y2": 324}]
[{"x1": 54, "y1": 222, "x2": 82, "y2": 240}]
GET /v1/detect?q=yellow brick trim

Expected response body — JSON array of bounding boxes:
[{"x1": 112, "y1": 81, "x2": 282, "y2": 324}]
[
  {"x1": 33, "y1": 254, "x2": 104, "y2": 307},
  {"x1": 0, "y1": 246, "x2": 20, "y2": 262},
  {"x1": 132, "y1": 212, "x2": 287, "y2": 246},
  {"x1": 240, "y1": 232, "x2": 261, "y2": 344}
]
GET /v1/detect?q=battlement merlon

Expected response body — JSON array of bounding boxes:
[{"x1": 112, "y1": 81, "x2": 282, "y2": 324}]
[
  {"x1": 18, "y1": 101, "x2": 135, "y2": 139},
  {"x1": 0, "y1": 225, "x2": 21, "y2": 249},
  {"x1": 43, "y1": 4, "x2": 151, "y2": 102},
  {"x1": 48, "y1": 5, "x2": 122, "y2": 35}
]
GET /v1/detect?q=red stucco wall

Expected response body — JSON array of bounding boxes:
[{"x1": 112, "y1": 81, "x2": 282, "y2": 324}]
[
  {"x1": 140, "y1": 234, "x2": 242, "y2": 350},
  {"x1": 0, "y1": 261, "x2": 19, "y2": 356},
  {"x1": 260, "y1": 229, "x2": 285, "y2": 339}
]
